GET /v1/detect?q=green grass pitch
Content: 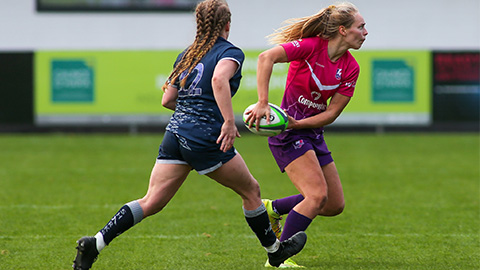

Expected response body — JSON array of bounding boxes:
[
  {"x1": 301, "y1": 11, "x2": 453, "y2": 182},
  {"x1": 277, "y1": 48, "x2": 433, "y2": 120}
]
[{"x1": 0, "y1": 132, "x2": 478, "y2": 269}]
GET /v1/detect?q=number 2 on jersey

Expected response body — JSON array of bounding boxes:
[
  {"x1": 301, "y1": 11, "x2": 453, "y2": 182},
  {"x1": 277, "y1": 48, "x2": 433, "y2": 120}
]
[{"x1": 178, "y1": 63, "x2": 204, "y2": 97}]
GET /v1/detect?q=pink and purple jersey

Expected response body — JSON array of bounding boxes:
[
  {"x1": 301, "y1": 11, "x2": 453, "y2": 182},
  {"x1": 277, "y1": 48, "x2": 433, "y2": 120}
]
[{"x1": 278, "y1": 36, "x2": 359, "y2": 135}]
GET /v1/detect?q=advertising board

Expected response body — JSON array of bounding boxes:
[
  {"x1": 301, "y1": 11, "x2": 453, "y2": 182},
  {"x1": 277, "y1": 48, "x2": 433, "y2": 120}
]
[{"x1": 35, "y1": 50, "x2": 431, "y2": 126}]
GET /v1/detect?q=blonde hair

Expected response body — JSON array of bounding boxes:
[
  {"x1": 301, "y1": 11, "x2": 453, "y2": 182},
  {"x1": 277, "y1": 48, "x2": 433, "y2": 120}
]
[
  {"x1": 163, "y1": 0, "x2": 231, "y2": 91},
  {"x1": 268, "y1": 2, "x2": 358, "y2": 44}
]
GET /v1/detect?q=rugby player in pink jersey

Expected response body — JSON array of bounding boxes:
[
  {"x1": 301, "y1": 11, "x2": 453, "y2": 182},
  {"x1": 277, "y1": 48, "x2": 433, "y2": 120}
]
[{"x1": 246, "y1": 2, "x2": 368, "y2": 267}]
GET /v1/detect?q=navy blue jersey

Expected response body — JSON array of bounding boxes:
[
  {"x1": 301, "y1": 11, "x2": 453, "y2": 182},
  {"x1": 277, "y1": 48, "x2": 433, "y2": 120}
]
[{"x1": 166, "y1": 37, "x2": 244, "y2": 151}]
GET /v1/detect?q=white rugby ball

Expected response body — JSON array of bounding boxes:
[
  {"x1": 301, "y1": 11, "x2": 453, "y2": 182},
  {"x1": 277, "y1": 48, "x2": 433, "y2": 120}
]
[{"x1": 242, "y1": 103, "x2": 288, "y2": 137}]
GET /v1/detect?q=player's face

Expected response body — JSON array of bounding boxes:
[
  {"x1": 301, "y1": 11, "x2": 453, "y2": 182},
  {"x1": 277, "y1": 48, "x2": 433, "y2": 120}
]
[{"x1": 345, "y1": 13, "x2": 368, "y2": 50}]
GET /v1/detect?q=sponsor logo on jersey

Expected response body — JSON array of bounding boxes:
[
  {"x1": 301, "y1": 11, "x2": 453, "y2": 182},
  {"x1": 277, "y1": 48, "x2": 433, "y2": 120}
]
[
  {"x1": 345, "y1": 81, "x2": 356, "y2": 88},
  {"x1": 336, "y1": 68, "x2": 342, "y2": 80},
  {"x1": 298, "y1": 95, "x2": 327, "y2": 111},
  {"x1": 311, "y1": 91, "x2": 322, "y2": 100}
]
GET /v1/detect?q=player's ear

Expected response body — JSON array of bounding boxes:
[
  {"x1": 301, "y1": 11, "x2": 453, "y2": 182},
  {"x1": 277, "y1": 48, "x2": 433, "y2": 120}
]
[
  {"x1": 339, "y1": 25, "x2": 347, "y2": 37},
  {"x1": 225, "y1": 21, "x2": 231, "y2": 32}
]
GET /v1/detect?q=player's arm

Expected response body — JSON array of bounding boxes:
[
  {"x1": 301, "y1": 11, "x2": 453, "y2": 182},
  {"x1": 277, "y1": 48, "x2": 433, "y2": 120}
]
[
  {"x1": 288, "y1": 93, "x2": 351, "y2": 129},
  {"x1": 257, "y1": 46, "x2": 288, "y2": 105},
  {"x1": 212, "y1": 58, "x2": 241, "y2": 152},
  {"x1": 162, "y1": 85, "x2": 178, "y2": 111},
  {"x1": 248, "y1": 45, "x2": 289, "y2": 127}
]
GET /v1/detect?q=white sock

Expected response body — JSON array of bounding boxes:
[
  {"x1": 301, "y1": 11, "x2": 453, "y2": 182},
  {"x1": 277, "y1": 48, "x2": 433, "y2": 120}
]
[
  {"x1": 94, "y1": 232, "x2": 106, "y2": 252},
  {"x1": 264, "y1": 239, "x2": 280, "y2": 253}
]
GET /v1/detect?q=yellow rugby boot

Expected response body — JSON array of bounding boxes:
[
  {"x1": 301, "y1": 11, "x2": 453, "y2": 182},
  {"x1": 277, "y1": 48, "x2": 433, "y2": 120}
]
[
  {"x1": 263, "y1": 199, "x2": 304, "y2": 268},
  {"x1": 265, "y1": 257, "x2": 305, "y2": 268},
  {"x1": 263, "y1": 199, "x2": 283, "y2": 239}
]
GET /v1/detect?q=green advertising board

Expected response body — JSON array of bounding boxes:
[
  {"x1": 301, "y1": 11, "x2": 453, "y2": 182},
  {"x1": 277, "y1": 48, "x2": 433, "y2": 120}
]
[
  {"x1": 35, "y1": 50, "x2": 431, "y2": 126},
  {"x1": 51, "y1": 59, "x2": 95, "y2": 102},
  {"x1": 36, "y1": 51, "x2": 176, "y2": 115},
  {"x1": 372, "y1": 60, "x2": 414, "y2": 102},
  {"x1": 343, "y1": 50, "x2": 431, "y2": 125}
]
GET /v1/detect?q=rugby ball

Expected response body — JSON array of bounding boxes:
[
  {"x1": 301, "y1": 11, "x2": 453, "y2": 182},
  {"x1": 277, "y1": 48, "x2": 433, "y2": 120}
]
[{"x1": 242, "y1": 103, "x2": 288, "y2": 137}]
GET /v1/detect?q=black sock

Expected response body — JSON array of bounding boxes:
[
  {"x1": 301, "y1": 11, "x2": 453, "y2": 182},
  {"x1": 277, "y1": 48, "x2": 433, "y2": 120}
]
[
  {"x1": 244, "y1": 204, "x2": 277, "y2": 248},
  {"x1": 100, "y1": 201, "x2": 143, "y2": 245}
]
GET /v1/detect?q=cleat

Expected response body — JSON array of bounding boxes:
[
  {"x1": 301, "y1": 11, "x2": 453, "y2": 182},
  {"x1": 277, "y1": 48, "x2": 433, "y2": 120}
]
[
  {"x1": 265, "y1": 257, "x2": 305, "y2": 268},
  {"x1": 72, "y1": 236, "x2": 99, "y2": 270},
  {"x1": 263, "y1": 199, "x2": 283, "y2": 239},
  {"x1": 263, "y1": 199, "x2": 303, "y2": 267},
  {"x1": 268, "y1": 231, "x2": 307, "y2": 268}
]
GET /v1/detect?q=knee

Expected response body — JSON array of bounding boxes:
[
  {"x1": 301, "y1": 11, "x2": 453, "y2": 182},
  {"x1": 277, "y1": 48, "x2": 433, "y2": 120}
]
[
  {"x1": 306, "y1": 194, "x2": 328, "y2": 214},
  {"x1": 321, "y1": 201, "x2": 345, "y2": 217},
  {"x1": 306, "y1": 194, "x2": 345, "y2": 217},
  {"x1": 244, "y1": 178, "x2": 261, "y2": 196},
  {"x1": 250, "y1": 178, "x2": 260, "y2": 191}
]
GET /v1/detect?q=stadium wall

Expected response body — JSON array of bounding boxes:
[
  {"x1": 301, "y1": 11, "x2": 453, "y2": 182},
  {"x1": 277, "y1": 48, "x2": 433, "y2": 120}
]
[
  {"x1": 1, "y1": 0, "x2": 479, "y2": 51},
  {"x1": 0, "y1": 0, "x2": 479, "y2": 131}
]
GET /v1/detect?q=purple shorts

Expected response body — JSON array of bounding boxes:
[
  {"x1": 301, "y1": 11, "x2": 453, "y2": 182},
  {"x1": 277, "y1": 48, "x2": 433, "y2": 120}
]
[{"x1": 268, "y1": 132, "x2": 333, "y2": 172}]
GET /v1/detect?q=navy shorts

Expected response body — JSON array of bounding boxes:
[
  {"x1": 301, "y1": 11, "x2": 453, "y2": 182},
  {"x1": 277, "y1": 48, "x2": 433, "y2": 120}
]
[
  {"x1": 268, "y1": 132, "x2": 333, "y2": 172},
  {"x1": 156, "y1": 131, "x2": 237, "y2": 175}
]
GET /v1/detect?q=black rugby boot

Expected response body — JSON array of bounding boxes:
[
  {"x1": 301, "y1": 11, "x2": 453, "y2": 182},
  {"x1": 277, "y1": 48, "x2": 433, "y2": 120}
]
[
  {"x1": 267, "y1": 231, "x2": 307, "y2": 267},
  {"x1": 73, "y1": 236, "x2": 99, "y2": 270}
]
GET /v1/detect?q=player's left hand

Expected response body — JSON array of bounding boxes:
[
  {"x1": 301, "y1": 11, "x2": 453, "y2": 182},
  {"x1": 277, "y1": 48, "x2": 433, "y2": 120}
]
[{"x1": 217, "y1": 121, "x2": 241, "y2": 152}]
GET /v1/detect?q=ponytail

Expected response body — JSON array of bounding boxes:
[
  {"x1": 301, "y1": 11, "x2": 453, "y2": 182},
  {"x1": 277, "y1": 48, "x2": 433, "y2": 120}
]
[{"x1": 267, "y1": 2, "x2": 358, "y2": 44}]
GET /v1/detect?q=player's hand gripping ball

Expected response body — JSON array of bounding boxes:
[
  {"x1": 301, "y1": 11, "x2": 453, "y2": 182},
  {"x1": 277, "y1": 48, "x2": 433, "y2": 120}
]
[{"x1": 242, "y1": 103, "x2": 288, "y2": 137}]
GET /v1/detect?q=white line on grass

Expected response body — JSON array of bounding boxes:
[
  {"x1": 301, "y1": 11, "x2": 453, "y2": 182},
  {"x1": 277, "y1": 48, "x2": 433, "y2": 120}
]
[
  {"x1": 0, "y1": 204, "x2": 122, "y2": 209},
  {"x1": 0, "y1": 233, "x2": 477, "y2": 240},
  {"x1": 0, "y1": 234, "x2": 220, "y2": 240}
]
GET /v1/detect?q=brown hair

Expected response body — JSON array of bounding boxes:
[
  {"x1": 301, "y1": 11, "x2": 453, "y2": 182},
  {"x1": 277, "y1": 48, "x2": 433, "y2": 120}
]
[
  {"x1": 163, "y1": 0, "x2": 231, "y2": 91},
  {"x1": 268, "y1": 2, "x2": 358, "y2": 44}
]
